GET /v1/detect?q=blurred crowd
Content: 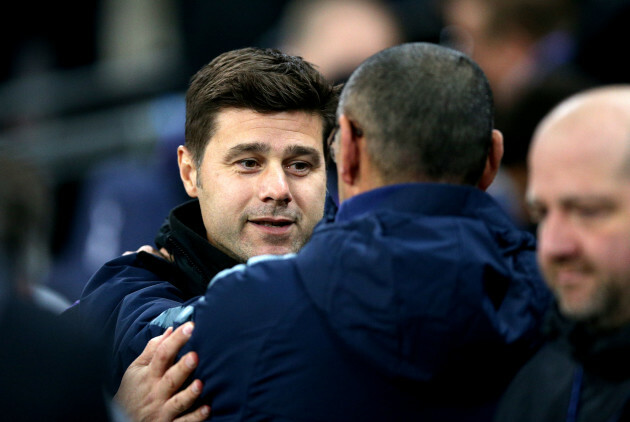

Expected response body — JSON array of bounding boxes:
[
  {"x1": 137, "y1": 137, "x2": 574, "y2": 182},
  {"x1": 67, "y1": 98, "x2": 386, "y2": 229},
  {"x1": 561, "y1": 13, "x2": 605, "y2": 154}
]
[{"x1": 1, "y1": 0, "x2": 629, "y2": 304}]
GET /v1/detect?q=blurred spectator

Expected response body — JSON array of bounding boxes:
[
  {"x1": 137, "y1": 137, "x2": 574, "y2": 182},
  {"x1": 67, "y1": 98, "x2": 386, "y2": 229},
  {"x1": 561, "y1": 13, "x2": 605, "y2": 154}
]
[
  {"x1": 97, "y1": 0, "x2": 184, "y2": 88},
  {"x1": 440, "y1": 0, "x2": 597, "y2": 230},
  {"x1": 0, "y1": 152, "x2": 70, "y2": 312},
  {"x1": 0, "y1": 154, "x2": 115, "y2": 421},
  {"x1": 494, "y1": 85, "x2": 630, "y2": 422},
  {"x1": 275, "y1": 0, "x2": 404, "y2": 83},
  {"x1": 441, "y1": 0, "x2": 581, "y2": 110}
]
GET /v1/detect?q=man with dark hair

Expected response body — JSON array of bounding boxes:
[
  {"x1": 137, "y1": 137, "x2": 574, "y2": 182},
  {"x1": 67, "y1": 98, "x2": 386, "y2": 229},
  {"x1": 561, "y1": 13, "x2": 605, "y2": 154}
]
[
  {"x1": 133, "y1": 42, "x2": 551, "y2": 421},
  {"x1": 176, "y1": 47, "x2": 338, "y2": 266},
  {"x1": 65, "y1": 46, "x2": 340, "y2": 399},
  {"x1": 494, "y1": 86, "x2": 630, "y2": 422}
]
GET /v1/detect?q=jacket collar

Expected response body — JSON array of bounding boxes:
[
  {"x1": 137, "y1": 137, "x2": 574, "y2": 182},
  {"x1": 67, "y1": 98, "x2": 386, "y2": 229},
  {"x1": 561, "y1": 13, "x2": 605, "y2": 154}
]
[
  {"x1": 335, "y1": 183, "x2": 512, "y2": 225},
  {"x1": 156, "y1": 199, "x2": 239, "y2": 296},
  {"x1": 545, "y1": 305, "x2": 630, "y2": 379}
]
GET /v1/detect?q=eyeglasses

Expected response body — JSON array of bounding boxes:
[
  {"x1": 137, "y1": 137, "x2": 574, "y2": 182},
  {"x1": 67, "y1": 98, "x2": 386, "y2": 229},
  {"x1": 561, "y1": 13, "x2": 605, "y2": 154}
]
[
  {"x1": 326, "y1": 121, "x2": 363, "y2": 163},
  {"x1": 326, "y1": 124, "x2": 340, "y2": 163}
]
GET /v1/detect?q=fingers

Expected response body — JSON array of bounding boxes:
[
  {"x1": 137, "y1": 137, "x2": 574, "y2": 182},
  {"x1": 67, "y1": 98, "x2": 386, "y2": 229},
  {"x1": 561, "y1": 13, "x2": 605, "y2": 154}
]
[
  {"x1": 173, "y1": 403, "x2": 211, "y2": 422},
  {"x1": 123, "y1": 245, "x2": 158, "y2": 256},
  {"x1": 138, "y1": 245, "x2": 162, "y2": 257},
  {"x1": 113, "y1": 328, "x2": 174, "y2": 411},
  {"x1": 165, "y1": 378, "x2": 206, "y2": 420},
  {"x1": 161, "y1": 351, "x2": 198, "y2": 396},
  {"x1": 154, "y1": 325, "x2": 203, "y2": 420},
  {"x1": 159, "y1": 247, "x2": 174, "y2": 262},
  {"x1": 150, "y1": 322, "x2": 195, "y2": 378},
  {"x1": 154, "y1": 350, "x2": 199, "y2": 406},
  {"x1": 134, "y1": 326, "x2": 174, "y2": 366}
]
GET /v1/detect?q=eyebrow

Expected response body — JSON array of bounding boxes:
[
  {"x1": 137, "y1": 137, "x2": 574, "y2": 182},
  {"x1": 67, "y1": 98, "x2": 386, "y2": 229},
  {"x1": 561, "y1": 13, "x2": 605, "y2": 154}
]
[
  {"x1": 224, "y1": 142, "x2": 322, "y2": 166},
  {"x1": 563, "y1": 196, "x2": 617, "y2": 208},
  {"x1": 526, "y1": 194, "x2": 616, "y2": 209},
  {"x1": 224, "y1": 142, "x2": 270, "y2": 162},
  {"x1": 284, "y1": 145, "x2": 322, "y2": 167}
]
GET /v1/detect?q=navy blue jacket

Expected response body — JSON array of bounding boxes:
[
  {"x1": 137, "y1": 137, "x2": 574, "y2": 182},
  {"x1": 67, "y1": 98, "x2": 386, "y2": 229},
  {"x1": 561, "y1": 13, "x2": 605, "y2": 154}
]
[
  {"x1": 61, "y1": 200, "x2": 239, "y2": 390},
  {"x1": 138, "y1": 183, "x2": 551, "y2": 421}
]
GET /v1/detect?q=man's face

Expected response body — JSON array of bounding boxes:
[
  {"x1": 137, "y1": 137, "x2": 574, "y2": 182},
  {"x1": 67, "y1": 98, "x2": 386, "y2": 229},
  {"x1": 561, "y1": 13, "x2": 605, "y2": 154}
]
[
  {"x1": 527, "y1": 109, "x2": 630, "y2": 328},
  {"x1": 180, "y1": 109, "x2": 326, "y2": 262}
]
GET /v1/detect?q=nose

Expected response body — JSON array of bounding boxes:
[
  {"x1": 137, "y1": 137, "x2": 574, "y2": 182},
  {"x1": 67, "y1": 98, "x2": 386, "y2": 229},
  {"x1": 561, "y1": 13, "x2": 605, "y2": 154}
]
[
  {"x1": 257, "y1": 164, "x2": 292, "y2": 204},
  {"x1": 537, "y1": 210, "x2": 580, "y2": 263}
]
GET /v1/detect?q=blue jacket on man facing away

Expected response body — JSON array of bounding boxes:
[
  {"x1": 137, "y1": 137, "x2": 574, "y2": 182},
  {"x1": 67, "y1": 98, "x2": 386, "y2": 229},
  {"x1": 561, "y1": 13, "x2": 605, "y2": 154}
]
[{"x1": 133, "y1": 183, "x2": 552, "y2": 421}]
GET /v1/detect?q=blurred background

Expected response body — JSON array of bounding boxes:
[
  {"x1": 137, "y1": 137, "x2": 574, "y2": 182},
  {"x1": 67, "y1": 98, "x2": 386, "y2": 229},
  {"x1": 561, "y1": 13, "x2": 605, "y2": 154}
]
[{"x1": 1, "y1": 0, "x2": 628, "y2": 304}]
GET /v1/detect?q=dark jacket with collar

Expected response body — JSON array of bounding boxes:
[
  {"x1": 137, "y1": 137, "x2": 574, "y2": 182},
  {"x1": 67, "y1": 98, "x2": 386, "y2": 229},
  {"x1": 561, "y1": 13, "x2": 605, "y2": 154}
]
[
  {"x1": 494, "y1": 305, "x2": 630, "y2": 422},
  {"x1": 153, "y1": 199, "x2": 239, "y2": 297},
  {"x1": 137, "y1": 183, "x2": 552, "y2": 421},
  {"x1": 61, "y1": 199, "x2": 238, "y2": 390}
]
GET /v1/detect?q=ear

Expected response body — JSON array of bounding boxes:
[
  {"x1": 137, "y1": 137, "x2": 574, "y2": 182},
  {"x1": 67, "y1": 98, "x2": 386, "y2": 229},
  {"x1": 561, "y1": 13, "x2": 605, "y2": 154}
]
[
  {"x1": 477, "y1": 129, "x2": 504, "y2": 191},
  {"x1": 178, "y1": 145, "x2": 199, "y2": 198},
  {"x1": 338, "y1": 114, "x2": 361, "y2": 187}
]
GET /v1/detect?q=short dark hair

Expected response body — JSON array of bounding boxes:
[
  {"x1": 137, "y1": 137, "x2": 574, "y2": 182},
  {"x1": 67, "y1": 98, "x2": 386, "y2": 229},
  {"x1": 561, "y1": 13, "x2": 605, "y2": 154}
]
[
  {"x1": 339, "y1": 42, "x2": 494, "y2": 185},
  {"x1": 185, "y1": 47, "x2": 340, "y2": 167}
]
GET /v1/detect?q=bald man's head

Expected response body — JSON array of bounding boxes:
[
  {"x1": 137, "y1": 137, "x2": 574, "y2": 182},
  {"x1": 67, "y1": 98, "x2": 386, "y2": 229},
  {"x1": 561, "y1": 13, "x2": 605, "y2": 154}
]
[
  {"x1": 526, "y1": 85, "x2": 630, "y2": 329},
  {"x1": 531, "y1": 86, "x2": 630, "y2": 175}
]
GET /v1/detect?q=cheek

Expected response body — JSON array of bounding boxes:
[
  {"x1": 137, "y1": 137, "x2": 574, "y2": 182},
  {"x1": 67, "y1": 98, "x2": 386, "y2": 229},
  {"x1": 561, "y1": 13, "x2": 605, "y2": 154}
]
[
  {"x1": 200, "y1": 173, "x2": 251, "y2": 217},
  {"x1": 596, "y1": 234, "x2": 630, "y2": 275}
]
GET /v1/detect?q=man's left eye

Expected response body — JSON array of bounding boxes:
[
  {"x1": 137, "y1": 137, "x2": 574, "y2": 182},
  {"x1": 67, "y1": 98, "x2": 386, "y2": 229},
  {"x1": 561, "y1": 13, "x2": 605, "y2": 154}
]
[{"x1": 576, "y1": 206, "x2": 607, "y2": 218}]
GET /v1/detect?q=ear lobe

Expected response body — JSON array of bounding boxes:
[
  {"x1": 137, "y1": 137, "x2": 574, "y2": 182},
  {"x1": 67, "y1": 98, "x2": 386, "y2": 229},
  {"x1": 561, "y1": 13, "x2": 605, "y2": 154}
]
[
  {"x1": 178, "y1": 145, "x2": 199, "y2": 197},
  {"x1": 338, "y1": 114, "x2": 360, "y2": 186},
  {"x1": 477, "y1": 129, "x2": 504, "y2": 191}
]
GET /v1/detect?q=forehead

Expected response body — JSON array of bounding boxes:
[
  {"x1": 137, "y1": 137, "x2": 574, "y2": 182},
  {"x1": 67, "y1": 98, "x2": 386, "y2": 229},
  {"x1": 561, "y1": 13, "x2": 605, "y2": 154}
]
[
  {"x1": 528, "y1": 108, "x2": 630, "y2": 201},
  {"x1": 209, "y1": 108, "x2": 324, "y2": 152}
]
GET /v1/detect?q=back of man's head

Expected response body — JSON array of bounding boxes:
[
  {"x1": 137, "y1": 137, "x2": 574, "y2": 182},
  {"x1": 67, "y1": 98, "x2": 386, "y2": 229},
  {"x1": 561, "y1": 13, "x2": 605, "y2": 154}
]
[
  {"x1": 185, "y1": 47, "x2": 340, "y2": 167},
  {"x1": 339, "y1": 42, "x2": 494, "y2": 185}
]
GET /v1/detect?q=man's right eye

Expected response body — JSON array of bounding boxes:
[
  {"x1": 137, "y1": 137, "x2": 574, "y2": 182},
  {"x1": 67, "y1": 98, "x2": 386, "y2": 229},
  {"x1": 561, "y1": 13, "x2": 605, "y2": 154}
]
[
  {"x1": 237, "y1": 159, "x2": 260, "y2": 169},
  {"x1": 527, "y1": 205, "x2": 547, "y2": 225}
]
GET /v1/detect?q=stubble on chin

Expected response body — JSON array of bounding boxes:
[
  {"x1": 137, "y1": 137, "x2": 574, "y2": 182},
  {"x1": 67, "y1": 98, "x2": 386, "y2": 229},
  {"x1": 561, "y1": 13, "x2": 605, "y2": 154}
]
[{"x1": 552, "y1": 275, "x2": 615, "y2": 326}]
